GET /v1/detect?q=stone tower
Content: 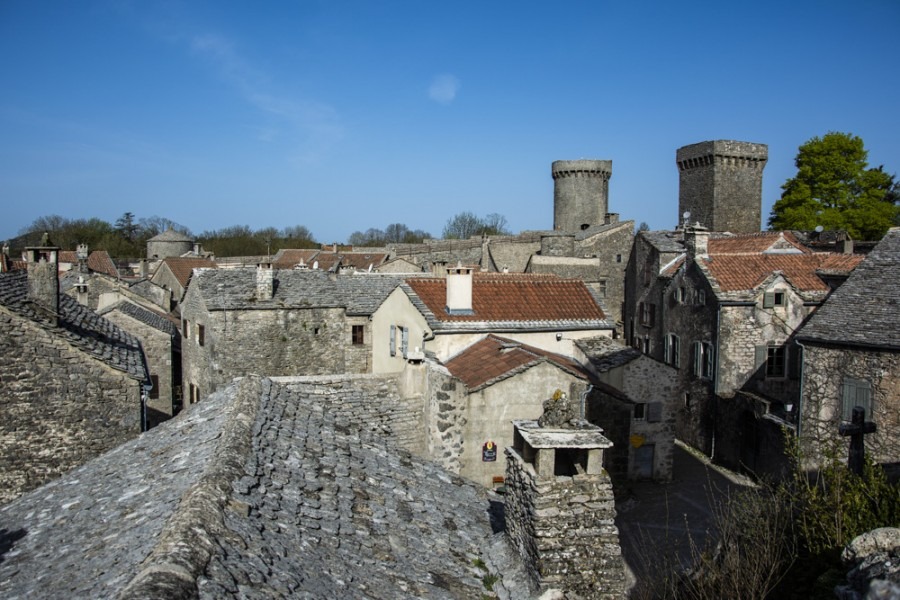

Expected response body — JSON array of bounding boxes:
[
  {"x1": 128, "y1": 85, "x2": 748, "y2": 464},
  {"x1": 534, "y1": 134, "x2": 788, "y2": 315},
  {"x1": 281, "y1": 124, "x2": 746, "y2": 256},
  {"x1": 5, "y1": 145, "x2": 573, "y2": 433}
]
[
  {"x1": 23, "y1": 234, "x2": 61, "y2": 326},
  {"x1": 676, "y1": 140, "x2": 768, "y2": 233},
  {"x1": 552, "y1": 159, "x2": 612, "y2": 232}
]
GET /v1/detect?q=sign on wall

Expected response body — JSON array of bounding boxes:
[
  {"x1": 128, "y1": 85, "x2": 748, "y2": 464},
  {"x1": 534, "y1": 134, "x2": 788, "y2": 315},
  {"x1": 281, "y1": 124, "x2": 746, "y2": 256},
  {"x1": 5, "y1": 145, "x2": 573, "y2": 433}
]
[{"x1": 482, "y1": 441, "x2": 497, "y2": 462}]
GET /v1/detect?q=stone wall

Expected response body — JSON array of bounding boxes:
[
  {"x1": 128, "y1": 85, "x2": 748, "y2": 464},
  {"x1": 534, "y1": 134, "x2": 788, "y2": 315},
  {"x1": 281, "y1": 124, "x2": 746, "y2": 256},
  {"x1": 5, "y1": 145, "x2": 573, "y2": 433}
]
[
  {"x1": 181, "y1": 284, "x2": 368, "y2": 396},
  {"x1": 586, "y1": 389, "x2": 632, "y2": 481},
  {"x1": 103, "y1": 310, "x2": 176, "y2": 427},
  {"x1": 421, "y1": 362, "x2": 467, "y2": 473},
  {"x1": 0, "y1": 309, "x2": 142, "y2": 504},
  {"x1": 275, "y1": 373, "x2": 425, "y2": 453},
  {"x1": 504, "y1": 448, "x2": 626, "y2": 598},
  {"x1": 800, "y1": 344, "x2": 900, "y2": 467}
]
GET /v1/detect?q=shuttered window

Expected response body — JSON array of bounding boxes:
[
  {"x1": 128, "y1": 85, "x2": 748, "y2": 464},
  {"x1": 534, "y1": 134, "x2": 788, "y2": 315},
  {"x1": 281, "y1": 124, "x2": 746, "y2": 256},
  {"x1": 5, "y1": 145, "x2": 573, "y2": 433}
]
[
  {"x1": 401, "y1": 327, "x2": 409, "y2": 359},
  {"x1": 389, "y1": 324, "x2": 396, "y2": 356},
  {"x1": 841, "y1": 378, "x2": 873, "y2": 422}
]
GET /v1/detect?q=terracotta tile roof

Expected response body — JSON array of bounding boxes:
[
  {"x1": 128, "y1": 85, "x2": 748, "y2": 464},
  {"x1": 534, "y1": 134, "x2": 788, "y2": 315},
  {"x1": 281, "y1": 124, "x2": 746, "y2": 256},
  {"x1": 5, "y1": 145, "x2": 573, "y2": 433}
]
[
  {"x1": 701, "y1": 253, "x2": 863, "y2": 292},
  {"x1": 444, "y1": 334, "x2": 592, "y2": 391},
  {"x1": 404, "y1": 273, "x2": 607, "y2": 325},
  {"x1": 310, "y1": 252, "x2": 341, "y2": 271},
  {"x1": 58, "y1": 250, "x2": 119, "y2": 278},
  {"x1": 159, "y1": 257, "x2": 217, "y2": 288},
  {"x1": 338, "y1": 252, "x2": 388, "y2": 271},
  {"x1": 271, "y1": 249, "x2": 320, "y2": 269},
  {"x1": 708, "y1": 231, "x2": 809, "y2": 254}
]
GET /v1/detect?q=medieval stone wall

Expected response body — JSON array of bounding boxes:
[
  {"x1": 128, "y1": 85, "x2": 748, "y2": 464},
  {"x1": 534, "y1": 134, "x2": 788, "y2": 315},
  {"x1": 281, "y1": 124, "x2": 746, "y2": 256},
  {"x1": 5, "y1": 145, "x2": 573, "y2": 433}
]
[
  {"x1": 103, "y1": 310, "x2": 176, "y2": 427},
  {"x1": 0, "y1": 309, "x2": 142, "y2": 504},
  {"x1": 421, "y1": 362, "x2": 467, "y2": 474},
  {"x1": 504, "y1": 448, "x2": 625, "y2": 598},
  {"x1": 800, "y1": 345, "x2": 900, "y2": 468}
]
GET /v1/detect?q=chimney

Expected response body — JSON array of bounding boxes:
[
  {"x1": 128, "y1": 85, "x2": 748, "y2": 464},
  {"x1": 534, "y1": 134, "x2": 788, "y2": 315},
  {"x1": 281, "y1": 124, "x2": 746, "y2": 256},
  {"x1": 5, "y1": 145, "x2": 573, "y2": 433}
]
[
  {"x1": 24, "y1": 234, "x2": 61, "y2": 326},
  {"x1": 445, "y1": 262, "x2": 474, "y2": 315},
  {"x1": 75, "y1": 275, "x2": 90, "y2": 306},
  {"x1": 684, "y1": 224, "x2": 709, "y2": 258},
  {"x1": 504, "y1": 393, "x2": 625, "y2": 596},
  {"x1": 840, "y1": 238, "x2": 854, "y2": 254},
  {"x1": 256, "y1": 262, "x2": 274, "y2": 301},
  {"x1": 76, "y1": 243, "x2": 89, "y2": 273},
  {"x1": 604, "y1": 212, "x2": 619, "y2": 225}
]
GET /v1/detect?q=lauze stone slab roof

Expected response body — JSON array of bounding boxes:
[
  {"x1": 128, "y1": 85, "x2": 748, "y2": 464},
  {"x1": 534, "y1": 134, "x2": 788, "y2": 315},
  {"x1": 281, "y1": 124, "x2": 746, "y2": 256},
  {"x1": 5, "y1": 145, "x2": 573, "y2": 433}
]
[
  {"x1": 798, "y1": 227, "x2": 900, "y2": 350},
  {"x1": 0, "y1": 270, "x2": 147, "y2": 381},
  {"x1": 0, "y1": 377, "x2": 497, "y2": 599}
]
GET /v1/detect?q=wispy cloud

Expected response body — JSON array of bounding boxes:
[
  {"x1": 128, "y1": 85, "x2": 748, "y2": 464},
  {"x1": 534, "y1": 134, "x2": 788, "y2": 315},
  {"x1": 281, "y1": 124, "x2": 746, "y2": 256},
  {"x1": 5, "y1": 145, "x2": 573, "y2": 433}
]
[{"x1": 428, "y1": 74, "x2": 460, "y2": 105}]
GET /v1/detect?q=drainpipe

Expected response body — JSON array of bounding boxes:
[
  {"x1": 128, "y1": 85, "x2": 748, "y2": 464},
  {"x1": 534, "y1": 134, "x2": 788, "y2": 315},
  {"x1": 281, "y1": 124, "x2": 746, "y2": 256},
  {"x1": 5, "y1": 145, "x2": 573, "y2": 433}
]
[
  {"x1": 580, "y1": 384, "x2": 593, "y2": 420},
  {"x1": 795, "y1": 340, "x2": 806, "y2": 440},
  {"x1": 711, "y1": 304, "x2": 722, "y2": 461}
]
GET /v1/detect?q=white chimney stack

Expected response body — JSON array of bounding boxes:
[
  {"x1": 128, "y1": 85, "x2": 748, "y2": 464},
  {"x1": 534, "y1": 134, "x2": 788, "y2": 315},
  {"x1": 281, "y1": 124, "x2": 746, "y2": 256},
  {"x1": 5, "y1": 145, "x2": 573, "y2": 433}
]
[
  {"x1": 445, "y1": 262, "x2": 474, "y2": 315},
  {"x1": 256, "y1": 262, "x2": 274, "y2": 301}
]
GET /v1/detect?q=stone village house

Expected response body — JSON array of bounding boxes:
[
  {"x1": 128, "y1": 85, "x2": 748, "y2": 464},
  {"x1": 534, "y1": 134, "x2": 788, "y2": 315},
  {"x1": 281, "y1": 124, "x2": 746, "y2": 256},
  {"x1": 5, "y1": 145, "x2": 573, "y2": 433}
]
[
  {"x1": 625, "y1": 226, "x2": 862, "y2": 475},
  {"x1": 0, "y1": 242, "x2": 150, "y2": 504},
  {"x1": 795, "y1": 227, "x2": 900, "y2": 471}
]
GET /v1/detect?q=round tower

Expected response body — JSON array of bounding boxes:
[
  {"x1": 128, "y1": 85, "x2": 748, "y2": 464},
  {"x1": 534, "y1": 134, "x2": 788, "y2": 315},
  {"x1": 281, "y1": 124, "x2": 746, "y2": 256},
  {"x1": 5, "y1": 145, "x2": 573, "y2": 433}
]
[{"x1": 552, "y1": 159, "x2": 612, "y2": 232}]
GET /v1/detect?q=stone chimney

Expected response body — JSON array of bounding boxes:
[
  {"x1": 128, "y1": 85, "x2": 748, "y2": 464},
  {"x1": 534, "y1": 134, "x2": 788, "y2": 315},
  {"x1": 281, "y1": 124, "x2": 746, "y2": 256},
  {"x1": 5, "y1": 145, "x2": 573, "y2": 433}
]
[
  {"x1": 24, "y1": 234, "x2": 61, "y2": 326},
  {"x1": 445, "y1": 262, "x2": 474, "y2": 315},
  {"x1": 256, "y1": 262, "x2": 274, "y2": 301},
  {"x1": 76, "y1": 243, "x2": 89, "y2": 273},
  {"x1": 504, "y1": 392, "x2": 625, "y2": 596},
  {"x1": 75, "y1": 275, "x2": 90, "y2": 306},
  {"x1": 604, "y1": 212, "x2": 619, "y2": 225},
  {"x1": 684, "y1": 223, "x2": 709, "y2": 258}
]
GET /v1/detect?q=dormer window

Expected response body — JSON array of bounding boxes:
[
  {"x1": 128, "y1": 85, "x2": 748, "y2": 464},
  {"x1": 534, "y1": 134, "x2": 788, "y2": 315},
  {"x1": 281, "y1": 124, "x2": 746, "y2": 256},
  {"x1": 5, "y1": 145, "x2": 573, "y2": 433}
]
[{"x1": 763, "y1": 290, "x2": 786, "y2": 308}]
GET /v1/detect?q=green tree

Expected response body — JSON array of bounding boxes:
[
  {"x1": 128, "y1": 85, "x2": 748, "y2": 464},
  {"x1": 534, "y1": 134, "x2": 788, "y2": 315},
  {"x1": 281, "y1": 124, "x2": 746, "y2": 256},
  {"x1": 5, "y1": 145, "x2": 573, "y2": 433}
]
[
  {"x1": 115, "y1": 212, "x2": 139, "y2": 242},
  {"x1": 768, "y1": 132, "x2": 899, "y2": 240}
]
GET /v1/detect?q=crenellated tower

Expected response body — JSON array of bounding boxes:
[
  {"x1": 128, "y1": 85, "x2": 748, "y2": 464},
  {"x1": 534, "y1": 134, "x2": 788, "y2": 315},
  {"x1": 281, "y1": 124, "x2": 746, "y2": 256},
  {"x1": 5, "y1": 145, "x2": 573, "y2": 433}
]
[
  {"x1": 552, "y1": 159, "x2": 612, "y2": 232},
  {"x1": 676, "y1": 140, "x2": 768, "y2": 233}
]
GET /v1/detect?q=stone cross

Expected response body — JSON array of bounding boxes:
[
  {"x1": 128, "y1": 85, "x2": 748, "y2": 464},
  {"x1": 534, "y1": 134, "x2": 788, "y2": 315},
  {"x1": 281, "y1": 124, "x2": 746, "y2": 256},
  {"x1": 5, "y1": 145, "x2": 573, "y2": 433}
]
[{"x1": 838, "y1": 406, "x2": 877, "y2": 476}]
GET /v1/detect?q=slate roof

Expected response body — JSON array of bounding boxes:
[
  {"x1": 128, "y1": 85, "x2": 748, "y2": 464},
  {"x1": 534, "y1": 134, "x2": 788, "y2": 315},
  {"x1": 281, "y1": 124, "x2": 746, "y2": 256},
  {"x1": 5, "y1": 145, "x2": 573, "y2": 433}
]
[
  {"x1": 156, "y1": 256, "x2": 217, "y2": 288},
  {"x1": 403, "y1": 273, "x2": 612, "y2": 332},
  {"x1": 575, "y1": 336, "x2": 642, "y2": 372},
  {"x1": 58, "y1": 249, "x2": 120, "y2": 277},
  {"x1": 797, "y1": 227, "x2": 900, "y2": 350},
  {"x1": 0, "y1": 270, "x2": 148, "y2": 381},
  {"x1": 574, "y1": 220, "x2": 632, "y2": 242},
  {"x1": 193, "y1": 269, "x2": 418, "y2": 315},
  {"x1": 444, "y1": 334, "x2": 594, "y2": 391},
  {"x1": 0, "y1": 376, "x2": 501, "y2": 599},
  {"x1": 640, "y1": 230, "x2": 686, "y2": 253},
  {"x1": 99, "y1": 300, "x2": 179, "y2": 336}
]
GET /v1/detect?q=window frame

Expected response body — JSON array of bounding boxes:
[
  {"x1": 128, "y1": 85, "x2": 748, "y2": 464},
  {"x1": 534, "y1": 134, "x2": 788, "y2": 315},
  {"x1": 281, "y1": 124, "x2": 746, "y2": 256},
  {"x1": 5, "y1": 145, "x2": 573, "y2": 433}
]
[
  {"x1": 351, "y1": 324, "x2": 364, "y2": 346},
  {"x1": 841, "y1": 377, "x2": 873, "y2": 422}
]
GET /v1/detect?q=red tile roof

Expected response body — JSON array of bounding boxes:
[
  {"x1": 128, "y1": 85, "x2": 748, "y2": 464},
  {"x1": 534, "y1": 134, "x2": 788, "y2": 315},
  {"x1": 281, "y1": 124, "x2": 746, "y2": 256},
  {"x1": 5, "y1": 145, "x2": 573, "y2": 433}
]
[
  {"x1": 159, "y1": 257, "x2": 217, "y2": 288},
  {"x1": 271, "y1": 249, "x2": 320, "y2": 269},
  {"x1": 405, "y1": 273, "x2": 606, "y2": 322},
  {"x1": 701, "y1": 253, "x2": 863, "y2": 291},
  {"x1": 338, "y1": 252, "x2": 388, "y2": 270},
  {"x1": 708, "y1": 231, "x2": 809, "y2": 254},
  {"x1": 58, "y1": 250, "x2": 119, "y2": 278},
  {"x1": 444, "y1": 334, "x2": 592, "y2": 390}
]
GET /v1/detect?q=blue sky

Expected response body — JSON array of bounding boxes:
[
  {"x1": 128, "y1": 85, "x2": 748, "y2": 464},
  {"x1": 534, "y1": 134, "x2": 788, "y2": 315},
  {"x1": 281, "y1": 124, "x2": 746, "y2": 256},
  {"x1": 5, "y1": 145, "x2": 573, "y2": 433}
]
[{"x1": 2, "y1": 1, "x2": 898, "y2": 244}]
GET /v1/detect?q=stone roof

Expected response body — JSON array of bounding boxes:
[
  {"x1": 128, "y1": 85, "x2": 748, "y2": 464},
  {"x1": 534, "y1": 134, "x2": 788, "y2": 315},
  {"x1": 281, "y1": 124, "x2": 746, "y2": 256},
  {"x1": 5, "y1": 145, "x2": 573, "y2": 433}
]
[
  {"x1": 574, "y1": 219, "x2": 633, "y2": 242},
  {"x1": 147, "y1": 227, "x2": 193, "y2": 242},
  {"x1": 0, "y1": 376, "x2": 500, "y2": 599},
  {"x1": 99, "y1": 300, "x2": 179, "y2": 336},
  {"x1": 0, "y1": 270, "x2": 148, "y2": 381},
  {"x1": 194, "y1": 269, "x2": 418, "y2": 316},
  {"x1": 58, "y1": 249, "x2": 120, "y2": 277},
  {"x1": 403, "y1": 273, "x2": 612, "y2": 332},
  {"x1": 156, "y1": 256, "x2": 217, "y2": 288},
  {"x1": 444, "y1": 334, "x2": 593, "y2": 391},
  {"x1": 639, "y1": 230, "x2": 686, "y2": 253},
  {"x1": 575, "y1": 336, "x2": 642, "y2": 372},
  {"x1": 797, "y1": 227, "x2": 900, "y2": 350}
]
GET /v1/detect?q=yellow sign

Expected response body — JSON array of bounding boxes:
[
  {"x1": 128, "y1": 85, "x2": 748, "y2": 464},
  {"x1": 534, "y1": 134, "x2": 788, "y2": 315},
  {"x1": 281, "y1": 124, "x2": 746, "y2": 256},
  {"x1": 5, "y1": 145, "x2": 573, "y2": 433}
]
[{"x1": 630, "y1": 434, "x2": 645, "y2": 448}]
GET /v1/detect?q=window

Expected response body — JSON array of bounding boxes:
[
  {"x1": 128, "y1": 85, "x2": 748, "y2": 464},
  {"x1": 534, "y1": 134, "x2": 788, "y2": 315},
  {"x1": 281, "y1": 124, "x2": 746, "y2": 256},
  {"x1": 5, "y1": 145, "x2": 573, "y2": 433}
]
[
  {"x1": 674, "y1": 287, "x2": 686, "y2": 304},
  {"x1": 352, "y1": 325, "x2": 364, "y2": 345},
  {"x1": 841, "y1": 378, "x2": 873, "y2": 422},
  {"x1": 389, "y1": 324, "x2": 396, "y2": 356},
  {"x1": 633, "y1": 403, "x2": 646, "y2": 420},
  {"x1": 183, "y1": 319, "x2": 189, "y2": 339},
  {"x1": 763, "y1": 290, "x2": 787, "y2": 308},
  {"x1": 697, "y1": 289, "x2": 706, "y2": 305},
  {"x1": 639, "y1": 302, "x2": 655, "y2": 327},
  {"x1": 755, "y1": 344, "x2": 787, "y2": 379},
  {"x1": 692, "y1": 341, "x2": 713, "y2": 379},
  {"x1": 616, "y1": 254, "x2": 622, "y2": 263},
  {"x1": 597, "y1": 279, "x2": 607, "y2": 298},
  {"x1": 149, "y1": 374, "x2": 159, "y2": 400},
  {"x1": 642, "y1": 336, "x2": 650, "y2": 354},
  {"x1": 401, "y1": 326, "x2": 409, "y2": 359},
  {"x1": 664, "y1": 333, "x2": 681, "y2": 368},
  {"x1": 197, "y1": 324, "x2": 205, "y2": 347}
]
